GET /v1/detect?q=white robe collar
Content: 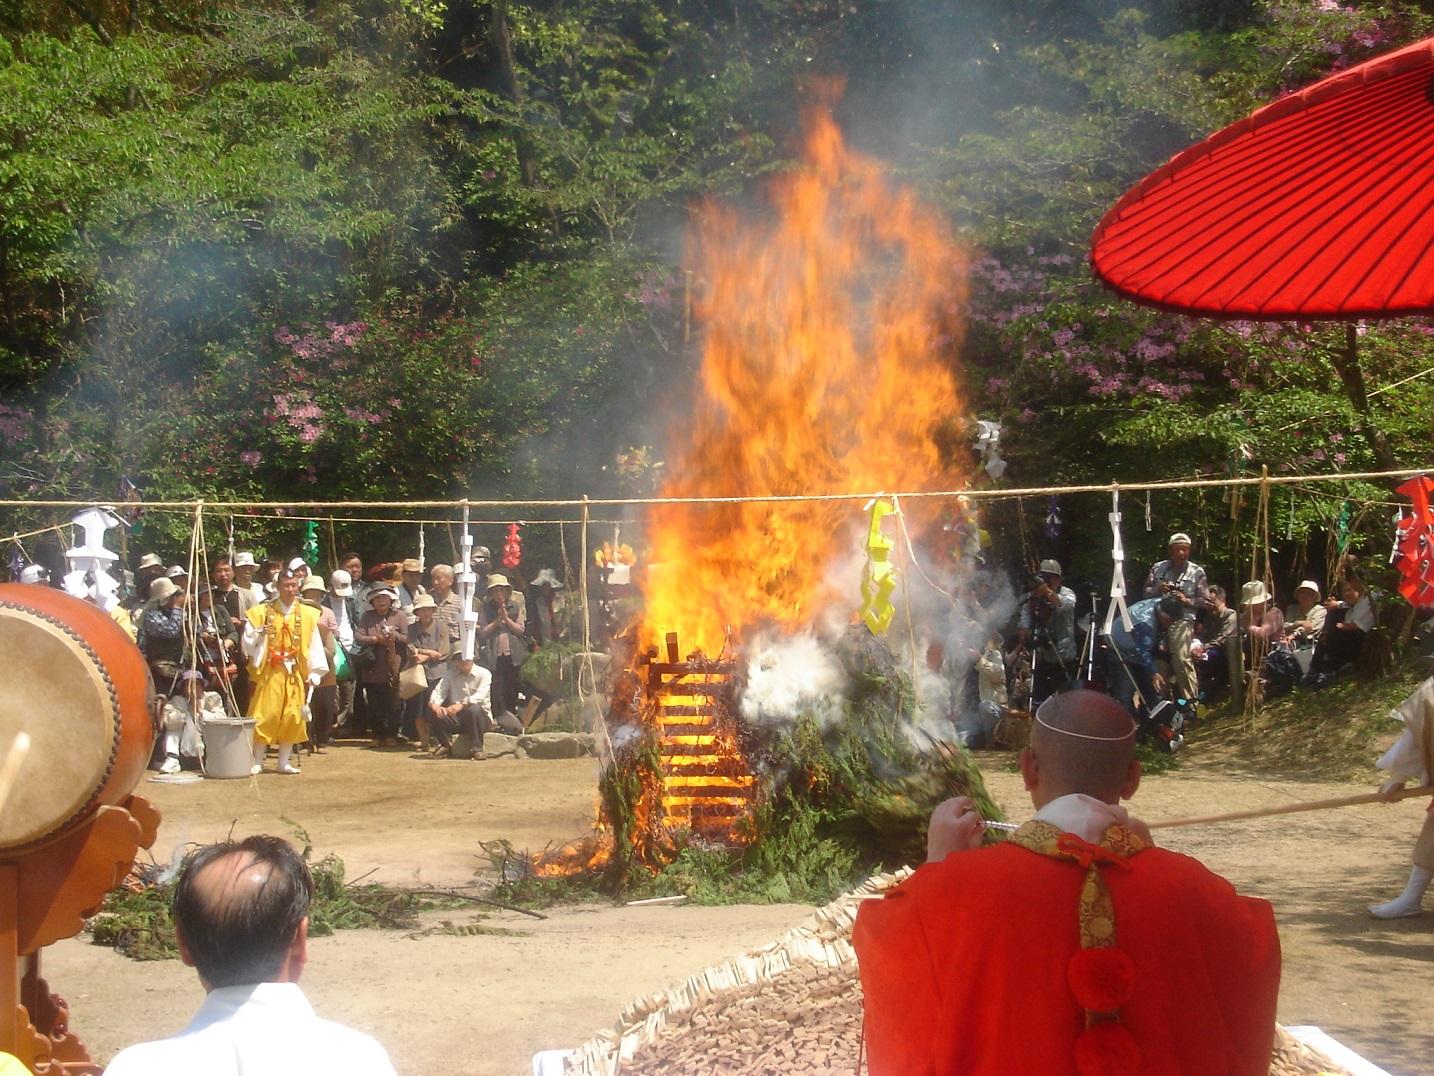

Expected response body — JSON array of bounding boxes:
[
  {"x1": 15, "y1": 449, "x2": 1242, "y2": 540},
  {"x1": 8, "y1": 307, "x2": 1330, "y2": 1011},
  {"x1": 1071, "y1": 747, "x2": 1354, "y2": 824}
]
[{"x1": 1033, "y1": 793, "x2": 1134, "y2": 845}]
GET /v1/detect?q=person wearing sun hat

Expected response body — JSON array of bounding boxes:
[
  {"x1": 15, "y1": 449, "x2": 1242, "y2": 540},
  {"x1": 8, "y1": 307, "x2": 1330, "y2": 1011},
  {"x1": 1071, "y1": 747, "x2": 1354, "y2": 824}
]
[
  {"x1": 1141, "y1": 532, "x2": 1208, "y2": 706},
  {"x1": 1284, "y1": 579, "x2": 1326, "y2": 647},
  {"x1": 354, "y1": 584, "x2": 408, "y2": 745},
  {"x1": 403, "y1": 593, "x2": 450, "y2": 746},
  {"x1": 476, "y1": 574, "x2": 528, "y2": 723},
  {"x1": 397, "y1": 557, "x2": 427, "y2": 620},
  {"x1": 126, "y1": 552, "x2": 167, "y2": 612},
  {"x1": 1238, "y1": 579, "x2": 1284, "y2": 648},
  {"x1": 232, "y1": 552, "x2": 267, "y2": 604},
  {"x1": 854, "y1": 689, "x2": 1280, "y2": 1075}
]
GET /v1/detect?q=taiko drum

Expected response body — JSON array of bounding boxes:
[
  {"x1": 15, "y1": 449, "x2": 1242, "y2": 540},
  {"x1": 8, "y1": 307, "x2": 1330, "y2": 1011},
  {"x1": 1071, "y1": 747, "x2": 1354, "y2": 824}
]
[{"x1": 0, "y1": 583, "x2": 154, "y2": 852}]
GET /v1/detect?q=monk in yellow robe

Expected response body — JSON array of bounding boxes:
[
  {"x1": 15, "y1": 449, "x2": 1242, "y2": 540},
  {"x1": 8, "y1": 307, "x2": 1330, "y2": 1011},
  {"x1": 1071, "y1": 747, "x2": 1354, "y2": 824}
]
[{"x1": 243, "y1": 569, "x2": 327, "y2": 774}]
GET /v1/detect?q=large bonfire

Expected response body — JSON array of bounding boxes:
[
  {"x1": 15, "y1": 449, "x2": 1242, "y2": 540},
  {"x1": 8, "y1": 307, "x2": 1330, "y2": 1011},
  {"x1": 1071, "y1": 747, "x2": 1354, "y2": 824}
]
[
  {"x1": 536, "y1": 93, "x2": 987, "y2": 888},
  {"x1": 644, "y1": 96, "x2": 968, "y2": 654}
]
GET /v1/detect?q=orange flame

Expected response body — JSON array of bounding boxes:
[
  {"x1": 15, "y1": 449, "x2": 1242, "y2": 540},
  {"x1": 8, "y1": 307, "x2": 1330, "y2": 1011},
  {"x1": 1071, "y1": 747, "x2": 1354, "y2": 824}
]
[{"x1": 643, "y1": 92, "x2": 968, "y2": 655}]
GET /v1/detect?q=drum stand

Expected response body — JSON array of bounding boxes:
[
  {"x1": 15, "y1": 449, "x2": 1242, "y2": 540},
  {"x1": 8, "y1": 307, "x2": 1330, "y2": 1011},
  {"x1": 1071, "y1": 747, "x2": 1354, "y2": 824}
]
[{"x1": 1, "y1": 797, "x2": 159, "y2": 1073}]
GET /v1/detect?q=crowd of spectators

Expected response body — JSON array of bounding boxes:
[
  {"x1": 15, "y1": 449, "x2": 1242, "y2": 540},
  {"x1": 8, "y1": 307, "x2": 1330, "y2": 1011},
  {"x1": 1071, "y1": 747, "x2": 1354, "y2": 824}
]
[
  {"x1": 973, "y1": 533, "x2": 1389, "y2": 753},
  {"x1": 11, "y1": 542, "x2": 577, "y2": 766}
]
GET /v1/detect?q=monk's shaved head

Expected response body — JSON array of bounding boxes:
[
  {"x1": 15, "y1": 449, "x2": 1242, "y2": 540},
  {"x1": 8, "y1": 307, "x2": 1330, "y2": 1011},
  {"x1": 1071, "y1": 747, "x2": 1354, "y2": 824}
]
[
  {"x1": 1024, "y1": 690, "x2": 1139, "y2": 805},
  {"x1": 173, "y1": 835, "x2": 313, "y2": 988}
]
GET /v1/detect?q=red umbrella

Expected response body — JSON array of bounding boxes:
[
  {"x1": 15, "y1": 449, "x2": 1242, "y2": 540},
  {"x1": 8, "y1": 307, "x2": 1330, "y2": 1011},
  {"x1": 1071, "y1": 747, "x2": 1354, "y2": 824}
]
[{"x1": 1090, "y1": 37, "x2": 1434, "y2": 320}]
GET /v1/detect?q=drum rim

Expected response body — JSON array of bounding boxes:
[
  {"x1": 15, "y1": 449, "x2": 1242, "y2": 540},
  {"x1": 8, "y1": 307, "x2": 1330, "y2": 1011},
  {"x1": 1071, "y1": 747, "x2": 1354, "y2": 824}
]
[{"x1": 0, "y1": 598, "x2": 122, "y2": 852}]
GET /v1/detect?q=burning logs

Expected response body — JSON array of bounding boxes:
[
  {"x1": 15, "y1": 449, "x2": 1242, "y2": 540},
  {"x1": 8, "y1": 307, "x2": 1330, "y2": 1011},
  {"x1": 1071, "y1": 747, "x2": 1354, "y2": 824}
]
[{"x1": 646, "y1": 649, "x2": 755, "y2": 842}]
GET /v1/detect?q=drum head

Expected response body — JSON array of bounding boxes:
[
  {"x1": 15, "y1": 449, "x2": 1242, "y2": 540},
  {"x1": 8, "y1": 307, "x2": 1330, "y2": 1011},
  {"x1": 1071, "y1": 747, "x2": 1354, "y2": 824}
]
[{"x1": 0, "y1": 601, "x2": 119, "y2": 849}]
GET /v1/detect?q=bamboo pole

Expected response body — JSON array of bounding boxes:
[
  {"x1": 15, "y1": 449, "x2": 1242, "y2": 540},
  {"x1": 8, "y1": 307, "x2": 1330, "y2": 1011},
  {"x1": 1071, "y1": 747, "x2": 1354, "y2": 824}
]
[{"x1": 1147, "y1": 783, "x2": 1434, "y2": 830}]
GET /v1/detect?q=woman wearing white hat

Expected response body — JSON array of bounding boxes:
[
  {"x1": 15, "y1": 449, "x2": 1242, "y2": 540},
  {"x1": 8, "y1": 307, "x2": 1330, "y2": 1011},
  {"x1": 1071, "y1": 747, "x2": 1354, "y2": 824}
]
[{"x1": 1283, "y1": 580, "x2": 1327, "y2": 650}]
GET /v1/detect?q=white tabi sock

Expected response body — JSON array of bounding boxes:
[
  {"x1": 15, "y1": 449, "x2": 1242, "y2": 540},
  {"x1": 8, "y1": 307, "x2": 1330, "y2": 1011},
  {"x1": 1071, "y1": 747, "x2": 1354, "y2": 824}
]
[
  {"x1": 1369, "y1": 866, "x2": 1434, "y2": 919},
  {"x1": 251, "y1": 739, "x2": 267, "y2": 775},
  {"x1": 277, "y1": 744, "x2": 299, "y2": 774}
]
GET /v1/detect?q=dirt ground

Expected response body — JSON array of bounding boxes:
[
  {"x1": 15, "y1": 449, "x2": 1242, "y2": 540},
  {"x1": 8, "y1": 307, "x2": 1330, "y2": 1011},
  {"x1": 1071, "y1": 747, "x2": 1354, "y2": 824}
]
[{"x1": 38, "y1": 738, "x2": 1434, "y2": 1075}]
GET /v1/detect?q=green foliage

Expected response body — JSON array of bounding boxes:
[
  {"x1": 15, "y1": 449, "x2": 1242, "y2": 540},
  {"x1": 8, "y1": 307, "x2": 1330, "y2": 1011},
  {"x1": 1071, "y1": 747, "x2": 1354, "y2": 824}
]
[{"x1": 89, "y1": 843, "x2": 456, "y2": 962}]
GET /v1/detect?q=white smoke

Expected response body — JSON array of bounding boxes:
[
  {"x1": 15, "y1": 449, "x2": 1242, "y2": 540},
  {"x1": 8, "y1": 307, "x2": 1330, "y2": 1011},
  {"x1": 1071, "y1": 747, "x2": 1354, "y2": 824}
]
[{"x1": 739, "y1": 631, "x2": 846, "y2": 727}]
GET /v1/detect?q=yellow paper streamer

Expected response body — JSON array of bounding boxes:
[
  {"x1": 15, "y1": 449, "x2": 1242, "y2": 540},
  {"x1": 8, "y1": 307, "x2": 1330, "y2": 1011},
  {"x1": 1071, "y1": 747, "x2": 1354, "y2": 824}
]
[{"x1": 860, "y1": 498, "x2": 898, "y2": 635}]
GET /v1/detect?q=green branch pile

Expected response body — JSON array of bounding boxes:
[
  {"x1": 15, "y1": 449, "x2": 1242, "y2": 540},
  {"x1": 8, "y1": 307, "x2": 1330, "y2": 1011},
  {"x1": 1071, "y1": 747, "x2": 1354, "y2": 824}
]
[{"x1": 90, "y1": 849, "x2": 457, "y2": 962}]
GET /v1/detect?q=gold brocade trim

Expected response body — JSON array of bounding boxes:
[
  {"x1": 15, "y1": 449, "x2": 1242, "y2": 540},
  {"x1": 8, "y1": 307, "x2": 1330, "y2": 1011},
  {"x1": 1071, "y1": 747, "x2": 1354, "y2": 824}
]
[{"x1": 1009, "y1": 821, "x2": 1148, "y2": 950}]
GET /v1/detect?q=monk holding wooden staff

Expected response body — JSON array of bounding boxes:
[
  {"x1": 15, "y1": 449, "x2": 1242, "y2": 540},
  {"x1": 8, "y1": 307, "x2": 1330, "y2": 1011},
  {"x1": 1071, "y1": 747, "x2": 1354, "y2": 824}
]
[
  {"x1": 243, "y1": 567, "x2": 327, "y2": 775},
  {"x1": 854, "y1": 689, "x2": 1281, "y2": 1075}
]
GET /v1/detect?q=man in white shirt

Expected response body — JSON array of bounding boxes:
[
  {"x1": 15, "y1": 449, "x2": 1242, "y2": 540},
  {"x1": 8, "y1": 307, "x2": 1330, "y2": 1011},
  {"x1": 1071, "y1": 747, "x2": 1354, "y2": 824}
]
[
  {"x1": 424, "y1": 656, "x2": 493, "y2": 759},
  {"x1": 104, "y1": 835, "x2": 396, "y2": 1076}
]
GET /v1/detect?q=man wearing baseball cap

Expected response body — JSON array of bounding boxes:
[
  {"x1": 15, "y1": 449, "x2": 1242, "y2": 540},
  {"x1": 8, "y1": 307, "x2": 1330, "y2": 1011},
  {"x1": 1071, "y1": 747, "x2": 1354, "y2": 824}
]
[
  {"x1": 397, "y1": 558, "x2": 427, "y2": 620},
  {"x1": 1142, "y1": 533, "x2": 1208, "y2": 705},
  {"x1": 1017, "y1": 559, "x2": 1077, "y2": 708}
]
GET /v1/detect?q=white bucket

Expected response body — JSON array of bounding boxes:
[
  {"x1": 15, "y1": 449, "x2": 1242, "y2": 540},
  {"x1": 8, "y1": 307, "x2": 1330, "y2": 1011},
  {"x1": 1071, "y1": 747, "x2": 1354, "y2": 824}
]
[{"x1": 202, "y1": 717, "x2": 256, "y2": 779}]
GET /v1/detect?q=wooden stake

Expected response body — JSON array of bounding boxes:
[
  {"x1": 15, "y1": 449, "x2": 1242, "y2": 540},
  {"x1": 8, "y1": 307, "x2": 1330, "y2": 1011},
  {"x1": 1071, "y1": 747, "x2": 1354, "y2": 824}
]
[{"x1": 1147, "y1": 783, "x2": 1434, "y2": 830}]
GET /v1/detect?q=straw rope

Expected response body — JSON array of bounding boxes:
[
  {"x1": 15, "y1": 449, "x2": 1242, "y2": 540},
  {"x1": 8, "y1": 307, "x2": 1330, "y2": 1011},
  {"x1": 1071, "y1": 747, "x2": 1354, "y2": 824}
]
[
  {"x1": 0, "y1": 466, "x2": 1427, "y2": 513},
  {"x1": 5, "y1": 523, "x2": 66, "y2": 543}
]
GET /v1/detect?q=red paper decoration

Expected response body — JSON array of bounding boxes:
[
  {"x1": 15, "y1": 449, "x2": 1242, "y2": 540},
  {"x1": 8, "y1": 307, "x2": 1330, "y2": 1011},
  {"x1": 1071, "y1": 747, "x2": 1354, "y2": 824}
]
[
  {"x1": 1393, "y1": 476, "x2": 1434, "y2": 609},
  {"x1": 502, "y1": 522, "x2": 523, "y2": 571}
]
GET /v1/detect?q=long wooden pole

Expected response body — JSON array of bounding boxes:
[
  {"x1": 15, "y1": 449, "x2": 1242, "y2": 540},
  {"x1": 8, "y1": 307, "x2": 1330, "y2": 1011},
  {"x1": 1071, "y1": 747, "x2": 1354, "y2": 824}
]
[{"x1": 1147, "y1": 783, "x2": 1434, "y2": 830}]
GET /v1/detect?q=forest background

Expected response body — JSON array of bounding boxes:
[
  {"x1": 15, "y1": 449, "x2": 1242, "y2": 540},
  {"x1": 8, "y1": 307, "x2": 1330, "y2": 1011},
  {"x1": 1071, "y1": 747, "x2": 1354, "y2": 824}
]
[{"x1": 1, "y1": 0, "x2": 1432, "y2": 593}]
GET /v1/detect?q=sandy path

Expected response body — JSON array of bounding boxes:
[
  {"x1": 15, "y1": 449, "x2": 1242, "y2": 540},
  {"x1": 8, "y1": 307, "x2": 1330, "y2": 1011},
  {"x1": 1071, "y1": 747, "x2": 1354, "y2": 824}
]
[{"x1": 37, "y1": 742, "x2": 1434, "y2": 1075}]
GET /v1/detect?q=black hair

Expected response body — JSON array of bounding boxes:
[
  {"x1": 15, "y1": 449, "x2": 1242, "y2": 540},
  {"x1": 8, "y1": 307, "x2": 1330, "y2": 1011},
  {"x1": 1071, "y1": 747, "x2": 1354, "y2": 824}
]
[
  {"x1": 1207, "y1": 584, "x2": 1225, "y2": 602},
  {"x1": 1157, "y1": 595, "x2": 1185, "y2": 620},
  {"x1": 172, "y1": 835, "x2": 313, "y2": 988},
  {"x1": 338, "y1": 550, "x2": 363, "y2": 565}
]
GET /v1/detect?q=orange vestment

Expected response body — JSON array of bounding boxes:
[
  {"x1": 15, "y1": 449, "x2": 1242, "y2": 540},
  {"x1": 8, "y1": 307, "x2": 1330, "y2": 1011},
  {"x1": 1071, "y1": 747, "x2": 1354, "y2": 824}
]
[{"x1": 853, "y1": 832, "x2": 1280, "y2": 1075}]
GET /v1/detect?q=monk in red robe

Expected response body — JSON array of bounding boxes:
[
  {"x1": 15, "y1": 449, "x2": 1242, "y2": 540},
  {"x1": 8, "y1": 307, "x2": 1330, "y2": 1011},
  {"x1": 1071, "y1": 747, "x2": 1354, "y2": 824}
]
[{"x1": 854, "y1": 690, "x2": 1280, "y2": 1076}]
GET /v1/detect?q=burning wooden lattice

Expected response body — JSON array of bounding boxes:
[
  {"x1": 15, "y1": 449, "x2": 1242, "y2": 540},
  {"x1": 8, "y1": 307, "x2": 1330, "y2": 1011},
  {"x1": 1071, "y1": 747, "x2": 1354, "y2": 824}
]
[{"x1": 647, "y1": 633, "x2": 755, "y2": 843}]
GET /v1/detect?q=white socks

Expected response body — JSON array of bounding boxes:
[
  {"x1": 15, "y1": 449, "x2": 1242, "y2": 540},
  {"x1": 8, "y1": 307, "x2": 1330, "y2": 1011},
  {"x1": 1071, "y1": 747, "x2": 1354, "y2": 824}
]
[
  {"x1": 160, "y1": 731, "x2": 182, "y2": 774},
  {"x1": 1369, "y1": 866, "x2": 1433, "y2": 919},
  {"x1": 250, "y1": 741, "x2": 302, "y2": 774}
]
